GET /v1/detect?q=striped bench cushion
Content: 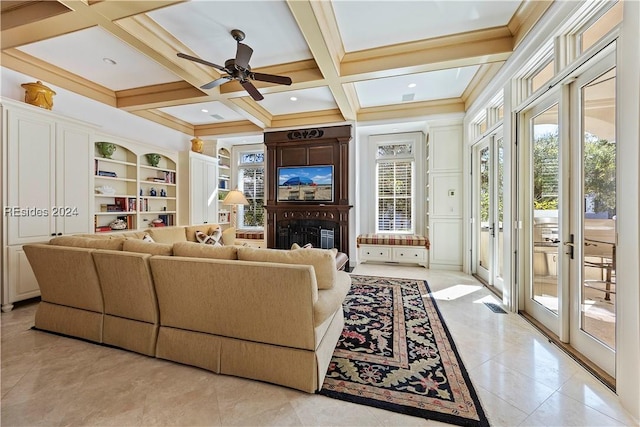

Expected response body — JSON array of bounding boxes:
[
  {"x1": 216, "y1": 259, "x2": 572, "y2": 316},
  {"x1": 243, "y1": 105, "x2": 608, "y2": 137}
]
[
  {"x1": 357, "y1": 234, "x2": 430, "y2": 250},
  {"x1": 235, "y1": 230, "x2": 264, "y2": 240}
]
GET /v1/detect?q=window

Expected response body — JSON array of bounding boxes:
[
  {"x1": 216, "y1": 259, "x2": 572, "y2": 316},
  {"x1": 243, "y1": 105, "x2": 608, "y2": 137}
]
[
  {"x1": 579, "y1": 1, "x2": 622, "y2": 53},
  {"x1": 237, "y1": 149, "x2": 264, "y2": 229},
  {"x1": 376, "y1": 142, "x2": 414, "y2": 233}
]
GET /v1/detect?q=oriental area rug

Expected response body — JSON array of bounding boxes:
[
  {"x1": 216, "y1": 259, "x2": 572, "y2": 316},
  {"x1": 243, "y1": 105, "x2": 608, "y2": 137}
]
[{"x1": 319, "y1": 275, "x2": 490, "y2": 427}]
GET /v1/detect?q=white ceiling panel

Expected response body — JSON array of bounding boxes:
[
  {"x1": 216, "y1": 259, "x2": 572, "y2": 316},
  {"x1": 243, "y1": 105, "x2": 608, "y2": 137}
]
[
  {"x1": 148, "y1": 1, "x2": 312, "y2": 68},
  {"x1": 260, "y1": 87, "x2": 338, "y2": 116},
  {"x1": 354, "y1": 66, "x2": 480, "y2": 108},
  {"x1": 332, "y1": 1, "x2": 521, "y2": 52},
  {"x1": 17, "y1": 26, "x2": 179, "y2": 91},
  {"x1": 158, "y1": 101, "x2": 245, "y2": 125}
]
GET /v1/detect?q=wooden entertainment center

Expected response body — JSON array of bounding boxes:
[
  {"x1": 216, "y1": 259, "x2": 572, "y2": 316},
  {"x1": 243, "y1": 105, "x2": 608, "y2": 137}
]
[{"x1": 264, "y1": 125, "x2": 352, "y2": 259}]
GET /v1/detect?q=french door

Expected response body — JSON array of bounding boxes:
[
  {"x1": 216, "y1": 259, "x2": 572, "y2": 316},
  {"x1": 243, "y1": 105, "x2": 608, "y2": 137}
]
[
  {"x1": 569, "y1": 52, "x2": 616, "y2": 376},
  {"x1": 473, "y1": 131, "x2": 504, "y2": 295},
  {"x1": 520, "y1": 48, "x2": 616, "y2": 377}
]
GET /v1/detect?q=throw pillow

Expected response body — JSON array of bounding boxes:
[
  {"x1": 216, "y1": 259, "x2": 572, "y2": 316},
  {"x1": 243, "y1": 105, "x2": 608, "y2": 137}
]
[
  {"x1": 142, "y1": 233, "x2": 155, "y2": 243},
  {"x1": 196, "y1": 228, "x2": 223, "y2": 247},
  {"x1": 291, "y1": 242, "x2": 313, "y2": 250}
]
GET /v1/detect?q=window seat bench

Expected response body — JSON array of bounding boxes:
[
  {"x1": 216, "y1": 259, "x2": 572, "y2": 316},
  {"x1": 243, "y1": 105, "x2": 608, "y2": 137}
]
[
  {"x1": 357, "y1": 234, "x2": 430, "y2": 268},
  {"x1": 235, "y1": 230, "x2": 265, "y2": 248}
]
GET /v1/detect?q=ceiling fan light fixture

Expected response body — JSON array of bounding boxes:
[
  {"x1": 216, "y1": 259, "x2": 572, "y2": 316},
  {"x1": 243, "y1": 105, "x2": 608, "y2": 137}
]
[{"x1": 176, "y1": 29, "x2": 292, "y2": 102}]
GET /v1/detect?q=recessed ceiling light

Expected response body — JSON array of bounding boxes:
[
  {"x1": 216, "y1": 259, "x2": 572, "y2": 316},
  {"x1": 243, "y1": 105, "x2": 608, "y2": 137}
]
[
  {"x1": 393, "y1": 128, "x2": 398, "y2": 131},
  {"x1": 201, "y1": 109, "x2": 209, "y2": 113},
  {"x1": 408, "y1": 83, "x2": 417, "y2": 88},
  {"x1": 102, "y1": 57, "x2": 117, "y2": 65},
  {"x1": 290, "y1": 96, "x2": 298, "y2": 101}
]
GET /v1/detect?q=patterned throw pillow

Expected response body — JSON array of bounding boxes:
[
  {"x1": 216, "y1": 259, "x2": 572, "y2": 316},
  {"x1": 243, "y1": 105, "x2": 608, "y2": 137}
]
[
  {"x1": 142, "y1": 233, "x2": 155, "y2": 243},
  {"x1": 196, "y1": 229, "x2": 224, "y2": 247},
  {"x1": 291, "y1": 242, "x2": 313, "y2": 250}
]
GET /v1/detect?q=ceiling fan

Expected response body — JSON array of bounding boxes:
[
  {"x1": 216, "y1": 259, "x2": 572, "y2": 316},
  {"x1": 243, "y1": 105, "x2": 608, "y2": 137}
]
[{"x1": 177, "y1": 29, "x2": 292, "y2": 101}]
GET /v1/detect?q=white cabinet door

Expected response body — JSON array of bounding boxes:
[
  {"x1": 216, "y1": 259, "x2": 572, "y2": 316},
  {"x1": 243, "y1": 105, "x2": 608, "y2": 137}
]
[
  {"x1": 204, "y1": 160, "x2": 218, "y2": 224},
  {"x1": 189, "y1": 156, "x2": 205, "y2": 224},
  {"x1": 6, "y1": 108, "x2": 56, "y2": 245},
  {"x1": 3, "y1": 245, "x2": 40, "y2": 312},
  {"x1": 55, "y1": 123, "x2": 92, "y2": 235}
]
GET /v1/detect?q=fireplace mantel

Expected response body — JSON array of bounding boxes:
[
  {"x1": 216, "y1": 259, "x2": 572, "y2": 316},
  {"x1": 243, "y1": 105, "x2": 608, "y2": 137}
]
[{"x1": 264, "y1": 125, "x2": 352, "y2": 258}]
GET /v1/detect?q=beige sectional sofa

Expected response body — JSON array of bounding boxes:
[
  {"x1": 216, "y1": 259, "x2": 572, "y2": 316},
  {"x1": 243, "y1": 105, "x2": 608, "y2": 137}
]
[{"x1": 23, "y1": 225, "x2": 351, "y2": 393}]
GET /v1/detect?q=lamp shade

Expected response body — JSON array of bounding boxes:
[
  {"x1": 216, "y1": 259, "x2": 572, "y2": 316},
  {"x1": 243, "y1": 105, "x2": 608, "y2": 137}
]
[{"x1": 222, "y1": 189, "x2": 249, "y2": 206}]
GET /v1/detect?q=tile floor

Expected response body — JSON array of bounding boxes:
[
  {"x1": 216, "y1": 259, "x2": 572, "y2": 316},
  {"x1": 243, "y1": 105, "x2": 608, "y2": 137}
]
[{"x1": 1, "y1": 264, "x2": 637, "y2": 426}]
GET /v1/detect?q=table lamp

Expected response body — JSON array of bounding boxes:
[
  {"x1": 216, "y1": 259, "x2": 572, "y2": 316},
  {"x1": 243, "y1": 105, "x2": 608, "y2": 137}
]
[{"x1": 222, "y1": 189, "x2": 249, "y2": 228}]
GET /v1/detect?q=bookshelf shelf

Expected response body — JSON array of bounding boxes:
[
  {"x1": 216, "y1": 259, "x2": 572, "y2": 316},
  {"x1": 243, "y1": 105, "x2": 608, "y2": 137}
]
[{"x1": 93, "y1": 142, "x2": 178, "y2": 232}]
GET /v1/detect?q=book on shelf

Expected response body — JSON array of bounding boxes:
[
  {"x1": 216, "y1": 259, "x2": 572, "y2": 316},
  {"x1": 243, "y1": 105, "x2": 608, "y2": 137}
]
[
  {"x1": 95, "y1": 226, "x2": 112, "y2": 232},
  {"x1": 163, "y1": 171, "x2": 175, "y2": 183},
  {"x1": 97, "y1": 170, "x2": 117, "y2": 178},
  {"x1": 100, "y1": 204, "x2": 121, "y2": 212},
  {"x1": 114, "y1": 197, "x2": 127, "y2": 211}
]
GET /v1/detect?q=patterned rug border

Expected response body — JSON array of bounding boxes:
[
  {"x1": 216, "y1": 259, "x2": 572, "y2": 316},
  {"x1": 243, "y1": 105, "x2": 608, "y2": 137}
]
[{"x1": 319, "y1": 275, "x2": 490, "y2": 427}]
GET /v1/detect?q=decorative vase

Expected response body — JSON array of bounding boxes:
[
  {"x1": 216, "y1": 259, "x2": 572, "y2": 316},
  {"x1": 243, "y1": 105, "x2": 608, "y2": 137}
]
[
  {"x1": 191, "y1": 137, "x2": 204, "y2": 153},
  {"x1": 146, "y1": 153, "x2": 161, "y2": 167},
  {"x1": 21, "y1": 81, "x2": 56, "y2": 110},
  {"x1": 96, "y1": 142, "x2": 117, "y2": 159}
]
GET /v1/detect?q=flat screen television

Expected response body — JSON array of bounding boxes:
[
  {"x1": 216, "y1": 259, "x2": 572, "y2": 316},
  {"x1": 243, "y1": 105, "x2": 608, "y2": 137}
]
[{"x1": 277, "y1": 165, "x2": 333, "y2": 202}]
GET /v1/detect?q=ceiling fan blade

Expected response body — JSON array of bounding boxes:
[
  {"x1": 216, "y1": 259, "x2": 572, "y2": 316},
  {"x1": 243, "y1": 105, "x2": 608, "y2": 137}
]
[
  {"x1": 177, "y1": 52, "x2": 228, "y2": 72},
  {"x1": 200, "y1": 77, "x2": 232, "y2": 90},
  {"x1": 240, "y1": 80, "x2": 264, "y2": 101},
  {"x1": 235, "y1": 42, "x2": 253, "y2": 69},
  {"x1": 251, "y1": 72, "x2": 292, "y2": 86}
]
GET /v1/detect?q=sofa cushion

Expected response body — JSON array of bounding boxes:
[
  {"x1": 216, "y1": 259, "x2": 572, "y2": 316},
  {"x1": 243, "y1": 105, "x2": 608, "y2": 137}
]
[
  {"x1": 222, "y1": 227, "x2": 236, "y2": 246},
  {"x1": 173, "y1": 242, "x2": 238, "y2": 260},
  {"x1": 123, "y1": 239, "x2": 173, "y2": 256},
  {"x1": 49, "y1": 236, "x2": 124, "y2": 251},
  {"x1": 146, "y1": 227, "x2": 188, "y2": 244},
  {"x1": 237, "y1": 247, "x2": 336, "y2": 290}
]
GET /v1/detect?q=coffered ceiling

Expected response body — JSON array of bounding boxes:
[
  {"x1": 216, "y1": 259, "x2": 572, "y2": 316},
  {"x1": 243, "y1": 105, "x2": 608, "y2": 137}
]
[{"x1": 1, "y1": 0, "x2": 552, "y2": 138}]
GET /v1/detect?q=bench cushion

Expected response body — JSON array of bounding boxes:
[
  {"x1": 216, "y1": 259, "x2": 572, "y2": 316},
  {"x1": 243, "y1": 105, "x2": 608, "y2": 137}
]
[{"x1": 357, "y1": 234, "x2": 430, "y2": 250}]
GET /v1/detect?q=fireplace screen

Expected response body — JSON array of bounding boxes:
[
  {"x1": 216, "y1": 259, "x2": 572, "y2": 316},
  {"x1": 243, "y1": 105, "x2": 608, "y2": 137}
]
[{"x1": 276, "y1": 219, "x2": 338, "y2": 250}]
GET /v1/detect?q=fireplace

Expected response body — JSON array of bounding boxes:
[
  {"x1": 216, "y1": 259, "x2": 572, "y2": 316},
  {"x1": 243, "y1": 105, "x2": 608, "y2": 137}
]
[
  {"x1": 264, "y1": 125, "x2": 352, "y2": 259},
  {"x1": 277, "y1": 219, "x2": 338, "y2": 250}
]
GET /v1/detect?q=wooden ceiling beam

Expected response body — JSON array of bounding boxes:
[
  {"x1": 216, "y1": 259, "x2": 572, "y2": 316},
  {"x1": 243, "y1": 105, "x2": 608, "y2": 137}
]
[
  {"x1": 195, "y1": 120, "x2": 263, "y2": 138},
  {"x1": 131, "y1": 109, "x2": 194, "y2": 135},
  {"x1": 116, "y1": 81, "x2": 207, "y2": 111},
  {"x1": 357, "y1": 98, "x2": 465, "y2": 122},
  {"x1": 340, "y1": 27, "x2": 513, "y2": 80},
  {"x1": 286, "y1": 0, "x2": 354, "y2": 121}
]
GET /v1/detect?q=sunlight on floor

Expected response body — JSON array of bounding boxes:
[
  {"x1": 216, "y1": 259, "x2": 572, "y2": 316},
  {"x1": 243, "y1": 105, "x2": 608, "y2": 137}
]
[{"x1": 429, "y1": 284, "x2": 483, "y2": 301}]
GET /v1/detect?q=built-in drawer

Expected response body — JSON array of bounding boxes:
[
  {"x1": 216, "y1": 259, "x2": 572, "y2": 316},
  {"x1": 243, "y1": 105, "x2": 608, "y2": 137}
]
[
  {"x1": 360, "y1": 245, "x2": 392, "y2": 261},
  {"x1": 392, "y1": 247, "x2": 427, "y2": 263}
]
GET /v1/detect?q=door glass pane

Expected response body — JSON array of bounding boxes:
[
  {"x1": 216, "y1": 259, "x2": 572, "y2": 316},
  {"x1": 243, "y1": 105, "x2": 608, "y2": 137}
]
[
  {"x1": 497, "y1": 137, "x2": 504, "y2": 279},
  {"x1": 479, "y1": 147, "x2": 490, "y2": 269},
  {"x1": 532, "y1": 104, "x2": 559, "y2": 314},
  {"x1": 581, "y1": 68, "x2": 616, "y2": 349}
]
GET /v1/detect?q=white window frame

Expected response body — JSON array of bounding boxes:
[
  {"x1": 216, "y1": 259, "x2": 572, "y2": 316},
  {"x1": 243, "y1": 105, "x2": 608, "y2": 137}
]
[
  {"x1": 237, "y1": 147, "x2": 265, "y2": 230},
  {"x1": 374, "y1": 140, "x2": 416, "y2": 234}
]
